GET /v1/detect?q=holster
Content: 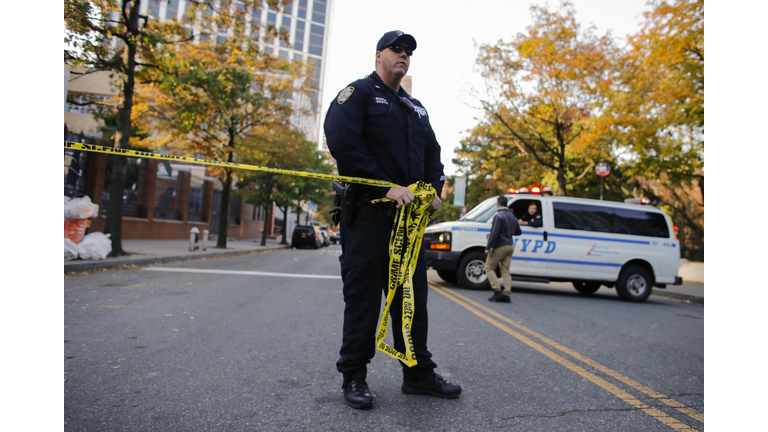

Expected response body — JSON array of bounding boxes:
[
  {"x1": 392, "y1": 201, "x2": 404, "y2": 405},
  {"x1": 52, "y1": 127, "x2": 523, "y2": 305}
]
[{"x1": 332, "y1": 181, "x2": 357, "y2": 226}]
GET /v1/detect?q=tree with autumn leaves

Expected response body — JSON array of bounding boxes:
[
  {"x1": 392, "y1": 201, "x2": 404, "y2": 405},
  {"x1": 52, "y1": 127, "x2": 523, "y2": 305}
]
[
  {"x1": 234, "y1": 126, "x2": 333, "y2": 247},
  {"x1": 610, "y1": 0, "x2": 704, "y2": 259},
  {"x1": 132, "y1": 2, "x2": 313, "y2": 248},
  {"x1": 459, "y1": 0, "x2": 704, "y2": 259},
  {"x1": 65, "y1": 0, "x2": 190, "y2": 256},
  {"x1": 461, "y1": 1, "x2": 618, "y2": 197}
]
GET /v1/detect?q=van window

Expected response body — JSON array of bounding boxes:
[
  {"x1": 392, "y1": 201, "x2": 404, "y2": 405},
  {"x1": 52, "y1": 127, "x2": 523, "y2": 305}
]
[
  {"x1": 553, "y1": 202, "x2": 669, "y2": 238},
  {"x1": 510, "y1": 199, "x2": 543, "y2": 226},
  {"x1": 461, "y1": 197, "x2": 498, "y2": 222}
]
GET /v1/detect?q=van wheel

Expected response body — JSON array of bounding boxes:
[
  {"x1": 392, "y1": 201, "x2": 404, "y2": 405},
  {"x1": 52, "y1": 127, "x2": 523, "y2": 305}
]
[
  {"x1": 436, "y1": 269, "x2": 459, "y2": 284},
  {"x1": 572, "y1": 281, "x2": 601, "y2": 295},
  {"x1": 616, "y1": 266, "x2": 652, "y2": 302},
  {"x1": 457, "y1": 251, "x2": 490, "y2": 290}
]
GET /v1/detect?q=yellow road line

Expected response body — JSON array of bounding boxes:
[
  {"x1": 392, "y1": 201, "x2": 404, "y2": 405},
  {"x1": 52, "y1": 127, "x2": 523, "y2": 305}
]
[
  {"x1": 429, "y1": 283, "x2": 704, "y2": 424},
  {"x1": 430, "y1": 283, "x2": 698, "y2": 431}
]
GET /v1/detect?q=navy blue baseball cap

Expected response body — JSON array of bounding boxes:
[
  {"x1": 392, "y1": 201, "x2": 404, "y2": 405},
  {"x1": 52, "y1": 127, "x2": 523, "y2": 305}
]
[{"x1": 376, "y1": 30, "x2": 417, "y2": 52}]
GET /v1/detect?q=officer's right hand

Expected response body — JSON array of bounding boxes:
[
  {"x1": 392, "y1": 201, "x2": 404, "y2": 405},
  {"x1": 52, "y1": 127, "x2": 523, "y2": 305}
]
[{"x1": 386, "y1": 187, "x2": 415, "y2": 208}]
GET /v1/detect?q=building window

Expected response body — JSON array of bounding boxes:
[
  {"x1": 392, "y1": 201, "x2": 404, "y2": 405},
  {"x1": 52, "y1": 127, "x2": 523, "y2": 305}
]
[
  {"x1": 280, "y1": 15, "x2": 291, "y2": 47},
  {"x1": 167, "y1": 0, "x2": 180, "y2": 20},
  {"x1": 310, "y1": 57, "x2": 322, "y2": 88},
  {"x1": 251, "y1": 6, "x2": 261, "y2": 27},
  {"x1": 188, "y1": 188, "x2": 204, "y2": 222},
  {"x1": 65, "y1": 93, "x2": 111, "y2": 115},
  {"x1": 229, "y1": 196, "x2": 241, "y2": 225},
  {"x1": 64, "y1": 149, "x2": 89, "y2": 198},
  {"x1": 298, "y1": 0, "x2": 308, "y2": 19},
  {"x1": 308, "y1": 23, "x2": 323, "y2": 56},
  {"x1": 295, "y1": 19, "x2": 305, "y2": 51},
  {"x1": 148, "y1": 0, "x2": 162, "y2": 17},
  {"x1": 312, "y1": 0, "x2": 326, "y2": 24}
]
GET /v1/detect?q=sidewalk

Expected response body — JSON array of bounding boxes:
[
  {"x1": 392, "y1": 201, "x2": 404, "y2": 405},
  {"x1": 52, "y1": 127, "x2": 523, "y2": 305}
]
[
  {"x1": 652, "y1": 281, "x2": 704, "y2": 305},
  {"x1": 64, "y1": 237, "x2": 290, "y2": 274}
]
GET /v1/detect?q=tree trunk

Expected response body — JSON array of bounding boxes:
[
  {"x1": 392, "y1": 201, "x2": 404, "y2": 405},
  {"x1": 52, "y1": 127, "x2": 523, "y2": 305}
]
[
  {"x1": 260, "y1": 200, "x2": 273, "y2": 246},
  {"x1": 259, "y1": 173, "x2": 275, "y2": 246},
  {"x1": 105, "y1": 2, "x2": 139, "y2": 257},
  {"x1": 216, "y1": 168, "x2": 232, "y2": 248},
  {"x1": 280, "y1": 205, "x2": 288, "y2": 245},
  {"x1": 105, "y1": 155, "x2": 127, "y2": 256},
  {"x1": 556, "y1": 167, "x2": 568, "y2": 197}
]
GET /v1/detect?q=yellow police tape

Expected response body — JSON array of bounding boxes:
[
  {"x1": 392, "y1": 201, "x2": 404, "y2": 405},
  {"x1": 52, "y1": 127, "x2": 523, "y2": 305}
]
[
  {"x1": 373, "y1": 182, "x2": 435, "y2": 367},
  {"x1": 64, "y1": 142, "x2": 399, "y2": 188},
  {"x1": 64, "y1": 142, "x2": 435, "y2": 367}
]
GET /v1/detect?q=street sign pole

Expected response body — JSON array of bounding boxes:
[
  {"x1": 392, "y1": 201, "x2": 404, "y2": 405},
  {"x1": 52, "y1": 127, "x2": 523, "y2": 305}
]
[
  {"x1": 595, "y1": 162, "x2": 611, "y2": 200},
  {"x1": 600, "y1": 177, "x2": 604, "y2": 201}
]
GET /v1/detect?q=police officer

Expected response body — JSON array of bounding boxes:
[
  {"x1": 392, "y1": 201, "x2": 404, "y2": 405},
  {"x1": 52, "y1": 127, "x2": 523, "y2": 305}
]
[
  {"x1": 518, "y1": 202, "x2": 543, "y2": 228},
  {"x1": 324, "y1": 30, "x2": 461, "y2": 409}
]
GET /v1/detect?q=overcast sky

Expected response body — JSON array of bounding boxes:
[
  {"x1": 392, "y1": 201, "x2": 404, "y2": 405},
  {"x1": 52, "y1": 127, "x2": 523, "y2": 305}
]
[{"x1": 320, "y1": 0, "x2": 651, "y2": 176}]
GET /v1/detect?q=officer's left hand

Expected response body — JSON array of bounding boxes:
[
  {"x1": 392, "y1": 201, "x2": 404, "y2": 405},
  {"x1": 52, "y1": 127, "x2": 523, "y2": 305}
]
[
  {"x1": 386, "y1": 187, "x2": 416, "y2": 208},
  {"x1": 428, "y1": 196, "x2": 442, "y2": 212}
]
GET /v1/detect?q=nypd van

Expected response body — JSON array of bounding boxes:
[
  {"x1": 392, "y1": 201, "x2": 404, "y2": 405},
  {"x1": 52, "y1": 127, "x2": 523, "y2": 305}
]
[{"x1": 424, "y1": 191, "x2": 683, "y2": 302}]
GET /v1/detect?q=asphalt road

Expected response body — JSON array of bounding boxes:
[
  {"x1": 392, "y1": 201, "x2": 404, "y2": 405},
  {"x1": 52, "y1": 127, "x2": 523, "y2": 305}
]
[{"x1": 64, "y1": 245, "x2": 704, "y2": 431}]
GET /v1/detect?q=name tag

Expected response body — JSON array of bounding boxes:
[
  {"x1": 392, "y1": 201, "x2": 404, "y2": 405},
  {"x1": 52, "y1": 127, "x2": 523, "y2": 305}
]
[{"x1": 375, "y1": 97, "x2": 389, "y2": 105}]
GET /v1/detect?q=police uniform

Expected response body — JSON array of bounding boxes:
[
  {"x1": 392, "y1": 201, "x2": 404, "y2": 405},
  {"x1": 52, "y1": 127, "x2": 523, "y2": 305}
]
[
  {"x1": 324, "y1": 70, "x2": 445, "y2": 384},
  {"x1": 520, "y1": 212, "x2": 543, "y2": 228}
]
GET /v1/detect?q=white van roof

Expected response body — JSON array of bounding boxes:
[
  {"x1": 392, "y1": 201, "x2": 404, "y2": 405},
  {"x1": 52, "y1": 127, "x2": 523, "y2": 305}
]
[{"x1": 506, "y1": 194, "x2": 665, "y2": 213}]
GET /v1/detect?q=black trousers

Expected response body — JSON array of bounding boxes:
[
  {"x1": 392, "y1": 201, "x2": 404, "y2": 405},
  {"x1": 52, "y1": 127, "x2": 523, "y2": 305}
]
[{"x1": 337, "y1": 202, "x2": 437, "y2": 382}]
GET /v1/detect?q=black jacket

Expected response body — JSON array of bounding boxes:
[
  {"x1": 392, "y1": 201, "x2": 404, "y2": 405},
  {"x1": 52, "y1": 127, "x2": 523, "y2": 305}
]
[
  {"x1": 323, "y1": 71, "x2": 445, "y2": 200},
  {"x1": 486, "y1": 208, "x2": 521, "y2": 251},
  {"x1": 520, "y1": 212, "x2": 543, "y2": 228}
]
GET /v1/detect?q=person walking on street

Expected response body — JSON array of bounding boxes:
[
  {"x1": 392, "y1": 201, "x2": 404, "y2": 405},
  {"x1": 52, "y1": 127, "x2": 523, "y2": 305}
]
[
  {"x1": 486, "y1": 196, "x2": 522, "y2": 303},
  {"x1": 324, "y1": 30, "x2": 462, "y2": 410}
]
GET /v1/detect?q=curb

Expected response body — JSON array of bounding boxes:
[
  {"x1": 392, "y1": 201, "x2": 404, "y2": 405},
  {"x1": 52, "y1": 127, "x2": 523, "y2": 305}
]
[
  {"x1": 651, "y1": 290, "x2": 703, "y2": 306},
  {"x1": 64, "y1": 245, "x2": 290, "y2": 274}
]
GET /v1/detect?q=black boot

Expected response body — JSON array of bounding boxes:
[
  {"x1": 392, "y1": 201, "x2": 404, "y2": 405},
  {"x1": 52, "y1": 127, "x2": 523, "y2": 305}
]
[
  {"x1": 342, "y1": 379, "x2": 373, "y2": 409},
  {"x1": 487, "y1": 290, "x2": 504, "y2": 302},
  {"x1": 402, "y1": 374, "x2": 462, "y2": 399}
]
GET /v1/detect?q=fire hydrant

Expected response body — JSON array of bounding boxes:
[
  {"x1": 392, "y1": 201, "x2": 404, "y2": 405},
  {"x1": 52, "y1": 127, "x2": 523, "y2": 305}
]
[{"x1": 189, "y1": 227, "x2": 200, "y2": 251}]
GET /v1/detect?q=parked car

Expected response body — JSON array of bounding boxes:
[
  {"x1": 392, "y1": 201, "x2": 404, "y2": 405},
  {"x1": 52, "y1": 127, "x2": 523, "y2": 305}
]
[
  {"x1": 318, "y1": 229, "x2": 331, "y2": 247},
  {"x1": 326, "y1": 228, "x2": 339, "y2": 244},
  {"x1": 292, "y1": 225, "x2": 321, "y2": 249},
  {"x1": 424, "y1": 189, "x2": 682, "y2": 302}
]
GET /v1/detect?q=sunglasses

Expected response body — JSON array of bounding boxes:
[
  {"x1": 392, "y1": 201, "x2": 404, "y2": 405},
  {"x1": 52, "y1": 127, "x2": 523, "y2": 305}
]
[{"x1": 387, "y1": 44, "x2": 413, "y2": 57}]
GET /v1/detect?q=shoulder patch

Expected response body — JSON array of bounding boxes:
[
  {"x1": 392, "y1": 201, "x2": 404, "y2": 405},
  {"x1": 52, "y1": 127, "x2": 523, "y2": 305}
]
[{"x1": 337, "y1": 86, "x2": 355, "y2": 104}]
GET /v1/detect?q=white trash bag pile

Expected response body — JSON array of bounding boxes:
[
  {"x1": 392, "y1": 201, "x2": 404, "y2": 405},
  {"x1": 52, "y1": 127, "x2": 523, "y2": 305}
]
[
  {"x1": 64, "y1": 195, "x2": 99, "y2": 219},
  {"x1": 64, "y1": 195, "x2": 112, "y2": 260},
  {"x1": 65, "y1": 232, "x2": 112, "y2": 261}
]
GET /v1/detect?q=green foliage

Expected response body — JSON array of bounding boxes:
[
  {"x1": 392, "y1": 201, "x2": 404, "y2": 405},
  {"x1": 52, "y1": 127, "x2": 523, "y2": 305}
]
[{"x1": 235, "y1": 126, "x2": 334, "y2": 241}]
